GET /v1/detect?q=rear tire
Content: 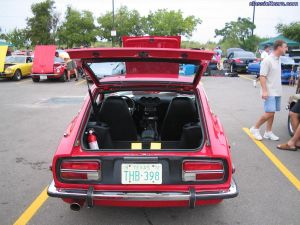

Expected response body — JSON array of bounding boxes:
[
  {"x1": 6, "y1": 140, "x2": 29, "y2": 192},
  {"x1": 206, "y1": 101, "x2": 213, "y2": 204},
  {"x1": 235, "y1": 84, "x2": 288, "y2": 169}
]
[
  {"x1": 60, "y1": 71, "x2": 67, "y2": 82},
  {"x1": 32, "y1": 77, "x2": 40, "y2": 82},
  {"x1": 13, "y1": 69, "x2": 22, "y2": 81},
  {"x1": 288, "y1": 115, "x2": 294, "y2": 137}
]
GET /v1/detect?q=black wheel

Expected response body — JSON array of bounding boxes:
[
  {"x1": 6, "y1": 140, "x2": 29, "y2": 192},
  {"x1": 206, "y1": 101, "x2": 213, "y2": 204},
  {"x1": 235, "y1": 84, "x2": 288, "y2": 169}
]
[
  {"x1": 204, "y1": 67, "x2": 211, "y2": 76},
  {"x1": 288, "y1": 114, "x2": 294, "y2": 137},
  {"x1": 60, "y1": 71, "x2": 67, "y2": 82},
  {"x1": 77, "y1": 67, "x2": 84, "y2": 77},
  {"x1": 32, "y1": 76, "x2": 40, "y2": 82},
  {"x1": 13, "y1": 69, "x2": 22, "y2": 81}
]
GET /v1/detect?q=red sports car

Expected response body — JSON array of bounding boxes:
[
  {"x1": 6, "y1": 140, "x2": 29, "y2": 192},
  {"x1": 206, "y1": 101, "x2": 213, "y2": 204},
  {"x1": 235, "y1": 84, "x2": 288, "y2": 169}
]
[
  {"x1": 31, "y1": 45, "x2": 81, "y2": 82},
  {"x1": 47, "y1": 41, "x2": 238, "y2": 210}
]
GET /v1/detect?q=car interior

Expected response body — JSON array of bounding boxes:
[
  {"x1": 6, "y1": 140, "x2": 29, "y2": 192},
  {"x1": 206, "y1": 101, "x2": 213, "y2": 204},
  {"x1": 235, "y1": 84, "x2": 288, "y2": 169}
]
[{"x1": 82, "y1": 91, "x2": 204, "y2": 150}]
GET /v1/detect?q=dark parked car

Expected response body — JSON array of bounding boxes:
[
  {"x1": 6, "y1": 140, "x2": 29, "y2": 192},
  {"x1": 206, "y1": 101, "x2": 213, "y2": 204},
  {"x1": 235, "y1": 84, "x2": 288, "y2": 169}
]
[
  {"x1": 223, "y1": 51, "x2": 257, "y2": 73},
  {"x1": 226, "y1": 48, "x2": 245, "y2": 58},
  {"x1": 204, "y1": 55, "x2": 218, "y2": 76}
]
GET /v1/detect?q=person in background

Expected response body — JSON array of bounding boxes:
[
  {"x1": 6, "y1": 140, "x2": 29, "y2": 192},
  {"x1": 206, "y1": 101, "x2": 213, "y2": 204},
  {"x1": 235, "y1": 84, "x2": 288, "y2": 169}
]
[
  {"x1": 215, "y1": 52, "x2": 221, "y2": 70},
  {"x1": 277, "y1": 100, "x2": 300, "y2": 151},
  {"x1": 64, "y1": 58, "x2": 79, "y2": 81},
  {"x1": 261, "y1": 45, "x2": 271, "y2": 60},
  {"x1": 54, "y1": 52, "x2": 60, "y2": 62},
  {"x1": 6, "y1": 47, "x2": 12, "y2": 56},
  {"x1": 26, "y1": 47, "x2": 31, "y2": 56},
  {"x1": 289, "y1": 65, "x2": 296, "y2": 86},
  {"x1": 253, "y1": 45, "x2": 271, "y2": 87},
  {"x1": 250, "y1": 40, "x2": 288, "y2": 141}
]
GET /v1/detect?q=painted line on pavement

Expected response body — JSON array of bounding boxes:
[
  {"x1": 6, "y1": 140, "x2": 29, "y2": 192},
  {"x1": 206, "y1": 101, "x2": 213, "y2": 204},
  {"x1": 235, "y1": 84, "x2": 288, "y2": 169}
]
[
  {"x1": 243, "y1": 128, "x2": 300, "y2": 191},
  {"x1": 75, "y1": 79, "x2": 86, "y2": 86},
  {"x1": 239, "y1": 74, "x2": 255, "y2": 81},
  {"x1": 13, "y1": 186, "x2": 48, "y2": 225}
]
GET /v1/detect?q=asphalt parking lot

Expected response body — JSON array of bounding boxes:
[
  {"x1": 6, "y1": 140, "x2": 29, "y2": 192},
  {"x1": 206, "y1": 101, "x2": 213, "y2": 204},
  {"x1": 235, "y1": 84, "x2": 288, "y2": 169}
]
[{"x1": 0, "y1": 75, "x2": 299, "y2": 225}]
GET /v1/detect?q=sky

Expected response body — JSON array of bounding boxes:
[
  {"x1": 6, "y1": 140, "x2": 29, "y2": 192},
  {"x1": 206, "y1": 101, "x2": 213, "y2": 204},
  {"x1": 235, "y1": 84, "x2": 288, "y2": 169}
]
[{"x1": 0, "y1": 0, "x2": 299, "y2": 43}]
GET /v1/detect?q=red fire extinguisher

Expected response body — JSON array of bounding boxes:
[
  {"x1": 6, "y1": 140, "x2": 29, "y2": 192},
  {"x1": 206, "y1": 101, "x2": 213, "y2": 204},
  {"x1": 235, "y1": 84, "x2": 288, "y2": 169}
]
[{"x1": 87, "y1": 129, "x2": 99, "y2": 150}]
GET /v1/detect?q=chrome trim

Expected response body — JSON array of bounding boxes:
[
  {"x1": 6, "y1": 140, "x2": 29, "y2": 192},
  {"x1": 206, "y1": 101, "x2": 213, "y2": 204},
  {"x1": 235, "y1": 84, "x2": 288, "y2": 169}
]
[
  {"x1": 61, "y1": 169, "x2": 99, "y2": 173},
  {"x1": 183, "y1": 170, "x2": 224, "y2": 173},
  {"x1": 47, "y1": 178, "x2": 238, "y2": 202},
  {"x1": 58, "y1": 159, "x2": 102, "y2": 182},
  {"x1": 32, "y1": 74, "x2": 59, "y2": 76},
  {"x1": 182, "y1": 159, "x2": 225, "y2": 182}
]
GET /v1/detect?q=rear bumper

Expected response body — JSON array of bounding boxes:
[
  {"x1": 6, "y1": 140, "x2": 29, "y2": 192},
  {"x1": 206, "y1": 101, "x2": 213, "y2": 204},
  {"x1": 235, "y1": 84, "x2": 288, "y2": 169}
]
[
  {"x1": 47, "y1": 178, "x2": 238, "y2": 207},
  {"x1": 0, "y1": 72, "x2": 12, "y2": 78},
  {"x1": 32, "y1": 73, "x2": 60, "y2": 76}
]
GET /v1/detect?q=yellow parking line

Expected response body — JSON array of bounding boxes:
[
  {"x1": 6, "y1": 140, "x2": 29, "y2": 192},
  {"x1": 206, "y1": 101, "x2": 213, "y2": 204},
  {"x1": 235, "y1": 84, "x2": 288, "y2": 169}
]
[
  {"x1": 239, "y1": 74, "x2": 255, "y2": 81},
  {"x1": 13, "y1": 186, "x2": 48, "y2": 225},
  {"x1": 243, "y1": 128, "x2": 300, "y2": 191},
  {"x1": 17, "y1": 79, "x2": 32, "y2": 85},
  {"x1": 75, "y1": 79, "x2": 86, "y2": 86}
]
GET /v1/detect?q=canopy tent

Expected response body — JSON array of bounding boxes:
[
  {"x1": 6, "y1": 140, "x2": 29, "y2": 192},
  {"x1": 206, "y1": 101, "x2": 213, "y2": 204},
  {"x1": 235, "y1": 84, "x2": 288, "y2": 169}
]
[
  {"x1": 0, "y1": 40, "x2": 13, "y2": 47},
  {"x1": 259, "y1": 34, "x2": 300, "y2": 49}
]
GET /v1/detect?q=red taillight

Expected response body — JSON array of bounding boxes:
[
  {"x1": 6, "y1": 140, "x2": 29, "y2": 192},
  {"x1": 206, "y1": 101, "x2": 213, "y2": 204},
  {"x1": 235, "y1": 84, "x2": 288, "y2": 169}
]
[
  {"x1": 60, "y1": 160, "x2": 101, "y2": 181},
  {"x1": 235, "y1": 58, "x2": 241, "y2": 63},
  {"x1": 182, "y1": 160, "x2": 224, "y2": 182}
]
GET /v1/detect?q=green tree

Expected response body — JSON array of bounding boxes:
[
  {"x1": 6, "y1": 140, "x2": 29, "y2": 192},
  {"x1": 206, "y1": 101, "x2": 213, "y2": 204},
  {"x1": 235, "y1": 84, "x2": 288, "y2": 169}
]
[
  {"x1": 0, "y1": 27, "x2": 7, "y2": 40},
  {"x1": 143, "y1": 9, "x2": 201, "y2": 38},
  {"x1": 97, "y1": 6, "x2": 144, "y2": 46},
  {"x1": 57, "y1": 7, "x2": 97, "y2": 48},
  {"x1": 276, "y1": 22, "x2": 300, "y2": 42},
  {"x1": 215, "y1": 17, "x2": 256, "y2": 51},
  {"x1": 26, "y1": 0, "x2": 57, "y2": 45},
  {"x1": 5, "y1": 28, "x2": 29, "y2": 49}
]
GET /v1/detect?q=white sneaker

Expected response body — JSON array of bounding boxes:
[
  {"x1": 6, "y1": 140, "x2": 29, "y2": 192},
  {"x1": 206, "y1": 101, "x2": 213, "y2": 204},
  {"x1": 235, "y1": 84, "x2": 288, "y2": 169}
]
[
  {"x1": 263, "y1": 131, "x2": 279, "y2": 141},
  {"x1": 250, "y1": 127, "x2": 263, "y2": 141},
  {"x1": 253, "y1": 80, "x2": 257, "y2": 87}
]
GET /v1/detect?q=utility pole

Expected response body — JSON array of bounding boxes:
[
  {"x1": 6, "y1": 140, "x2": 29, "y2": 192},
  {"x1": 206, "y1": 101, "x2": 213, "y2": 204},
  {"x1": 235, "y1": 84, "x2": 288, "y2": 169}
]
[
  {"x1": 112, "y1": 0, "x2": 115, "y2": 47},
  {"x1": 252, "y1": 0, "x2": 256, "y2": 36}
]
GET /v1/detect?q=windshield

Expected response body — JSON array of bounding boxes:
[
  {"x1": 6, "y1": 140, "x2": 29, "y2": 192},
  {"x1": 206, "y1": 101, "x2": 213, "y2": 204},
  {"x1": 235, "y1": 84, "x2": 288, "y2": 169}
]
[
  {"x1": 88, "y1": 61, "x2": 200, "y2": 79},
  {"x1": 281, "y1": 56, "x2": 295, "y2": 64},
  {"x1": 5, "y1": 56, "x2": 26, "y2": 63},
  {"x1": 234, "y1": 51, "x2": 255, "y2": 58}
]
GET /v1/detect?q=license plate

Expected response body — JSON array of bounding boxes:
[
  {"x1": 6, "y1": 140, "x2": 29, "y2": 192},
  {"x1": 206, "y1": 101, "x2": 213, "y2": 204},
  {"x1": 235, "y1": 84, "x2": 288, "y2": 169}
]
[
  {"x1": 40, "y1": 75, "x2": 47, "y2": 80},
  {"x1": 121, "y1": 163, "x2": 162, "y2": 184}
]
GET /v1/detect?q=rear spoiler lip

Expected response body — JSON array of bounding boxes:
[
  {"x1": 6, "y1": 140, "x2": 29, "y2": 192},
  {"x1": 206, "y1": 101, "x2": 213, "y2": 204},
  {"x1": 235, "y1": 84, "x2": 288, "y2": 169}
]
[{"x1": 66, "y1": 47, "x2": 214, "y2": 62}]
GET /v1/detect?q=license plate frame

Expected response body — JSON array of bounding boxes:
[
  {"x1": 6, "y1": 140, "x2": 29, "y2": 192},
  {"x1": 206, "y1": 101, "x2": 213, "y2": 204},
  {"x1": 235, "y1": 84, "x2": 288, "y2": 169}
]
[{"x1": 121, "y1": 163, "x2": 162, "y2": 184}]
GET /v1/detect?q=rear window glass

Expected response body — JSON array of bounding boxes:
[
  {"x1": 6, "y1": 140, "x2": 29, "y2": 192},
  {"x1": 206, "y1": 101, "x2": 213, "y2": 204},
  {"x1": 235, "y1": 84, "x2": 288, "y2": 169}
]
[
  {"x1": 88, "y1": 61, "x2": 200, "y2": 79},
  {"x1": 234, "y1": 52, "x2": 255, "y2": 58},
  {"x1": 5, "y1": 56, "x2": 26, "y2": 63}
]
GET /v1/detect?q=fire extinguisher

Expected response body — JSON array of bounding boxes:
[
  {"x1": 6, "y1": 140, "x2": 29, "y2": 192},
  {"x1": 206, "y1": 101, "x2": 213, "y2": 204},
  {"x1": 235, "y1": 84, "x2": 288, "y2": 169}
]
[{"x1": 87, "y1": 129, "x2": 99, "y2": 150}]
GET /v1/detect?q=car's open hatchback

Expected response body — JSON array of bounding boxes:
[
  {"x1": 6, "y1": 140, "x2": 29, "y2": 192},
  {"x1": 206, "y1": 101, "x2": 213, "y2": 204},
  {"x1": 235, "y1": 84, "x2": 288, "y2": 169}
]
[{"x1": 67, "y1": 47, "x2": 214, "y2": 89}]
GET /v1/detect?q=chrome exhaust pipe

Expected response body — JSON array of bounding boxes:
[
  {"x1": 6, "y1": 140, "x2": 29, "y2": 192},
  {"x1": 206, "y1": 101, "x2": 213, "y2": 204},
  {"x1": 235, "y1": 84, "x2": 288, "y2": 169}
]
[{"x1": 70, "y1": 202, "x2": 81, "y2": 211}]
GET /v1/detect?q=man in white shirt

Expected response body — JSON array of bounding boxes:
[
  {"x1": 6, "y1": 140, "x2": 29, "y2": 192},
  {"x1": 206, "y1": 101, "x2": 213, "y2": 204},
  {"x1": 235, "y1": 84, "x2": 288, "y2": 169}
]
[
  {"x1": 250, "y1": 40, "x2": 288, "y2": 141},
  {"x1": 261, "y1": 45, "x2": 270, "y2": 59}
]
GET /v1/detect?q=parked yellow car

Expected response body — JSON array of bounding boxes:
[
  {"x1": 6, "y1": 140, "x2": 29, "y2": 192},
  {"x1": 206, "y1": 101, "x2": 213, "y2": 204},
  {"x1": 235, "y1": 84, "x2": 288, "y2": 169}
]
[{"x1": 0, "y1": 46, "x2": 33, "y2": 81}]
